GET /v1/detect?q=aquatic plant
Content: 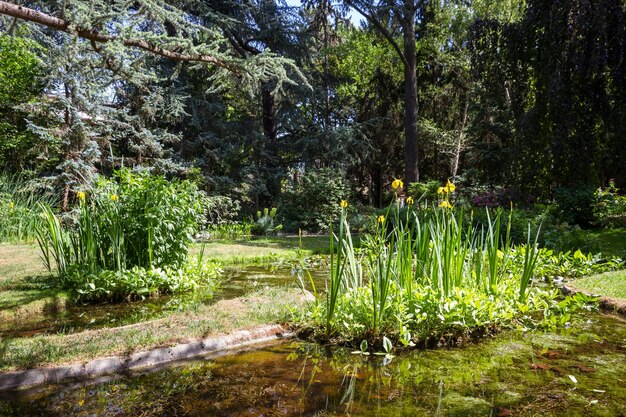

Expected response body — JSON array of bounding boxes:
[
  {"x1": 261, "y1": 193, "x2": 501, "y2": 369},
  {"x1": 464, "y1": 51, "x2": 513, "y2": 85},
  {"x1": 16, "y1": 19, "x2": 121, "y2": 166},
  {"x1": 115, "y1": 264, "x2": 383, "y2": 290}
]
[
  {"x1": 36, "y1": 169, "x2": 218, "y2": 301},
  {"x1": 299, "y1": 180, "x2": 597, "y2": 347}
]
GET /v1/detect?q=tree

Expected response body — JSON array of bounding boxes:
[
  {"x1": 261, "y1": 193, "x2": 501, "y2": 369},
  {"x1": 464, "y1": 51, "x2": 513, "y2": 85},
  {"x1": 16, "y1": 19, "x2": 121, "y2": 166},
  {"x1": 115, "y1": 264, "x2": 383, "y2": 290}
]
[
  {"x1": 0, "y1": 0, "x2": 305, "y2": 208},
  {"x1": 0, "y1": 35, "x2": 47, "y2": 171},
  {"x1": 468, "y1": 0, "x2": 626, "y2": 199},
  {"x1": 343, "y1": 0, "x2": 421, "y2": 184}
]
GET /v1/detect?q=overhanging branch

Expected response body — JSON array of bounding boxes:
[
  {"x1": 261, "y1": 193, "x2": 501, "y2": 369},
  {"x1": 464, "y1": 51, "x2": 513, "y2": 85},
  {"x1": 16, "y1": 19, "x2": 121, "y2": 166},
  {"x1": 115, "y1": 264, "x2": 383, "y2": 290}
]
[{"x1": 0, "y1": 1, "x2": 241, "y2": 73}]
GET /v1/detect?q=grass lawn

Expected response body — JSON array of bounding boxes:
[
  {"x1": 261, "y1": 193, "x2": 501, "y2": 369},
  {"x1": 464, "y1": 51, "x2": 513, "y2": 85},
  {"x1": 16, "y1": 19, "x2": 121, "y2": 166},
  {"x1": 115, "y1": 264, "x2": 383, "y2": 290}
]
[
  {"x1": 586, "y1": 228, "x2": 626, "y2": 258},
  {"x1": 0, "y1": 241, "x2": 310, "y2": 371},
  {"x1": 0, "y1": 287, "x2": 305, "y2": 371},
  {"x1": 0, "y1": 244, "x2": 63, "y2": 321},
  {"x1": 0, "y1": 238, "x2": 327, "y2": 324},
  {"x1": 0, "y1": 244, "x2": 47, "y2": 281},
  {"x1": 569, "y1": 270, "x2": 626, "y2": 301}
]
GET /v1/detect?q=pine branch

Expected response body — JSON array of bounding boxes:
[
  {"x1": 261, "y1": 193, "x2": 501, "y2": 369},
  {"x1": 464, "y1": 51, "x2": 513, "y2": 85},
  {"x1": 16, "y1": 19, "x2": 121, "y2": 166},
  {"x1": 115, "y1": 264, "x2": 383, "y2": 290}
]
[{"x1": 0, "y1": 1, "x2": 241, "y2": 73}]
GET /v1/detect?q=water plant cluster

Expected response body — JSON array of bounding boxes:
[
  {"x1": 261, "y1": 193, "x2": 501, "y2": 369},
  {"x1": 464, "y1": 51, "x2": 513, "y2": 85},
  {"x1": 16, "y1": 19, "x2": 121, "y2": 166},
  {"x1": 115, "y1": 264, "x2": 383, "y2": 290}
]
[
  {"x1": 298, "y1": 181, "x2": 607, "y2": 348},
  {"x1": 37, "y1": 169, "x2": 221, "y2": 302}
]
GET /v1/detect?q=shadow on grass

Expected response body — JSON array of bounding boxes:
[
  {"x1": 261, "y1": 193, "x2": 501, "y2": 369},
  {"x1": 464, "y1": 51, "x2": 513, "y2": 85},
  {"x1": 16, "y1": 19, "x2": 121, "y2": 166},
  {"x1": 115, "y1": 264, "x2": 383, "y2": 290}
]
[
  {"x1": 0, "y1": 336, "x2": 62, "y2": 371},
  {"x1": 588, "y1": 228, "x2": 626, "y2": 257},
  {"x1": 0, "y1": 275, "x2": 58, "y2": 311}
]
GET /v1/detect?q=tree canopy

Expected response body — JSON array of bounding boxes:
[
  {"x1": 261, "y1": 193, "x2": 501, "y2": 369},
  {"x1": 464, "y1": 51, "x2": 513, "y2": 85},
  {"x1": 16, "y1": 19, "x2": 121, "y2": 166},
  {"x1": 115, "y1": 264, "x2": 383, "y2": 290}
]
[{"x1": 0, "y1": 0, "x2": 624, "y2": 212}]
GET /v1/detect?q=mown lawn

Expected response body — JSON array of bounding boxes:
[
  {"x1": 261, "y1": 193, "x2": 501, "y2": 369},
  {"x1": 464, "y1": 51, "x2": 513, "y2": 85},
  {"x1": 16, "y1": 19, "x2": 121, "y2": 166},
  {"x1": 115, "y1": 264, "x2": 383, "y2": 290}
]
[
  {"x1": 0, "y1": 287, "x2": 305, "y2": 371},
  {"x1": 0, "y1": 241, "x2": 308, "y2": 371},
  {"x1": 586, "y1": 228, "x2": 626, "y2": 258},
  {"x1": 570, "y1": 270, "x2": 626, "y2": 301}
]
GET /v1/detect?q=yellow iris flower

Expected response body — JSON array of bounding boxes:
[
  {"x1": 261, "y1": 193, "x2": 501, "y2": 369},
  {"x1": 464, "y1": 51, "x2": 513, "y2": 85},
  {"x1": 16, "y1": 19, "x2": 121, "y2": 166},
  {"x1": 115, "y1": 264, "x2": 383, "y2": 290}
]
[
  {"x1": 340, "y1": 200, "x2": 348, "y2": 208},
  {"x1": 446, "y1": 179, "x2": 456, "y2": 193},
  {"x1": 110, "y1": 194, "x2": 119, "y2": 202},
  {"x1": 439, "y1": 200, "x2": 452, "y2": 209},
  {"x1": 392, "y1": 179, "x2": 404, "y2": 190},
  {"x1": 377, "y1": 215, "x2": 385, "y2": 224},
  {"x1": 406, "y1": 196, "x2": 414, "y2": 205},
  {"x1": 77, "y1": 191, "x2": 86, "y2": 201}
]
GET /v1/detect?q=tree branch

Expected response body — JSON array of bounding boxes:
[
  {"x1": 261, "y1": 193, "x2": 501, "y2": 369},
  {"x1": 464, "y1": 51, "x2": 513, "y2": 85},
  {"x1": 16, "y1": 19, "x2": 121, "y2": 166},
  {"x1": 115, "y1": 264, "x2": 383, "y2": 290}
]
[
  {"x1": 0, "y1": 1, "x2": 241, "y2": 73},
  {"x1": 344, "y1": 0, "x2": 407, "y2": 67}
]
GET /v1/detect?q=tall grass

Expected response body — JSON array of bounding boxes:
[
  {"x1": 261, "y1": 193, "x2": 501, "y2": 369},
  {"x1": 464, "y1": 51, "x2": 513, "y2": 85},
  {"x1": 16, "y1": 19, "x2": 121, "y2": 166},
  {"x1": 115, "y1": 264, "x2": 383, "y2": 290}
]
[
  {"x1": 38, "y1": 192, "x2": 127, "y2": 277},
  {"x1": 0, "y1": 174, "x2": 58, "y2": 242}
]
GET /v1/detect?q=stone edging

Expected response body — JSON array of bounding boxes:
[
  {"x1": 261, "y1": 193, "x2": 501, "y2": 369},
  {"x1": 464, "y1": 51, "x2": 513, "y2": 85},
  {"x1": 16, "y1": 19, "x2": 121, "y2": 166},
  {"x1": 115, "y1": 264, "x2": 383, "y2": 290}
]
[
  {"x1": 0, "y1": 324, "x2": 291, "y2": 392},
  {"x1": 561, "y1": 284, "x2": 626, "y2": 317}
]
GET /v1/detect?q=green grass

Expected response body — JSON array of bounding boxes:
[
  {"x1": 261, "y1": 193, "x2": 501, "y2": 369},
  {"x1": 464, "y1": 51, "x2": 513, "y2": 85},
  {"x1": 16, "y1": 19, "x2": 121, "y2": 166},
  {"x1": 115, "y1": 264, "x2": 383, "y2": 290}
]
[
  {"x1": 570, "y1": 270, "x2": 626, "y2": 301},
  {"x1": 586, "y1": 228, "x2": 626, "y2": 258},
  {"x1": 0, "y1": 239, "x2": 322, "y2": 331},
  {"x1": 0, "y1": 244, "x2": 61, "y2": 319},
  {"x1": 0, "y1": 287, "x2": 305, "y2": 371},
  {"x1": 190, "y1": 235, "x2": 347, "y2": 264},
  {"x1": 0, "y1": 244, "x2": 47, "y2": 281}
]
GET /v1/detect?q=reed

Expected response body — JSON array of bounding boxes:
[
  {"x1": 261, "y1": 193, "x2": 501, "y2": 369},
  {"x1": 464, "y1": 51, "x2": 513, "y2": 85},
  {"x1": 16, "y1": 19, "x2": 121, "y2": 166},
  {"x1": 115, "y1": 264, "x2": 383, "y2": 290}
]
[{"x1": 314, "y1": 180, "x2": 544, "y2": 343}]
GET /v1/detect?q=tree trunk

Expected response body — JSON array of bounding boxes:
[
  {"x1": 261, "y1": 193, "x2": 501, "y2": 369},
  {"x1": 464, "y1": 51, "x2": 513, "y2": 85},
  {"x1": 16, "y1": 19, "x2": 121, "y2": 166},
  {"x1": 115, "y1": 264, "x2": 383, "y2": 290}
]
[
  {"x1": 261, "y1": 85, "x2": 280, "y2": 200},
  {"x1": 452, "y1": 99, "x2": 469, "y2": 179},
  {"x1": 402, "y1": 6, "x2": 419, "y2": 185}
]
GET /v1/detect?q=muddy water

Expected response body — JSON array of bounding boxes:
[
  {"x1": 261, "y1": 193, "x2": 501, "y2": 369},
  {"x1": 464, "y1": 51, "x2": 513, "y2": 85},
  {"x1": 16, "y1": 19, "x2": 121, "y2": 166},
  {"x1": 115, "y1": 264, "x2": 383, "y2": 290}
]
[
  {"x1": 1, "y1": 313, "x2": 624, "y2": 417},
  {"x1": 0, "y1": 266, "x2": 326, "y2": 338}
]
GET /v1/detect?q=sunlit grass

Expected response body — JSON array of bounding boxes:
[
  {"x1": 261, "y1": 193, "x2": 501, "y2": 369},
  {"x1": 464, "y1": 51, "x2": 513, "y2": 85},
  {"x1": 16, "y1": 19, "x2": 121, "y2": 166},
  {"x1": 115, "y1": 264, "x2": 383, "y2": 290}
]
[
  {"x1": 0, "y1": 287, "x2": 305, "y2": 371},
  {"x1": 570, "y1": 270, "x2": 626, "y2": 300},
  {"x1": 0, "y1": 244, "x2": 47, "y2": 282}
]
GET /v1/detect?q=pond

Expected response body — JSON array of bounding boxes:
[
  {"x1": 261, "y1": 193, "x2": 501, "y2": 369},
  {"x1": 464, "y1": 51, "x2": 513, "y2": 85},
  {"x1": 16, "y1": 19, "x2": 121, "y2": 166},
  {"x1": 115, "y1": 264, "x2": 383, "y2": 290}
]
[
  {"x1": 0, "y1": 266, "x2": 326, "y2": 338},
  {"x1": 1, "y1": 312, "x2": 624, "y2": 416}
]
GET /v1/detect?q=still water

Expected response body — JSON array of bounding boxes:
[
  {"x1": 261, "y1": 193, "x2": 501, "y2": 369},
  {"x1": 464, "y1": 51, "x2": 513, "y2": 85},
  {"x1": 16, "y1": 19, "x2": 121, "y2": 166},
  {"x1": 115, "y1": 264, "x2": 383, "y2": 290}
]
[
  {"x1": 0, "y1": 266, "x2": 326, "y2": 338},
  {"x1": 1, "y1": 313, "x2": 624, "y2": 416}
]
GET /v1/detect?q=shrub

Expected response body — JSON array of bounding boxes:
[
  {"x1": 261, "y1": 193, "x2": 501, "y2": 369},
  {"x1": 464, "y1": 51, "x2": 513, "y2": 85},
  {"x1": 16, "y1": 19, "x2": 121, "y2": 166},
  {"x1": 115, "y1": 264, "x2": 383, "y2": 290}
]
[
  {"x1": 37, "y1": 169, "x2": 211, "y2": 301},
  {"x1": 593, "y1": 180, "x2": 626, "y2": 228},
  {"x1": 278, "y1": 168, "x2": 352, "y2": 233},
  {"x1": 250, "y1": 207, "x2": 283, "y2": 236},
  {"x1": 406, "y1": 180, "x2": 440, "y2": 206},
  {"x1": 201, "y1": 195, "x2": 241, "y2": 226},
  {"x1": 554, "y1": 186, "x2": 595, "y2": 227},
  {"x1": 200, "y1": 223, "x2": 252, "y2": 241}
]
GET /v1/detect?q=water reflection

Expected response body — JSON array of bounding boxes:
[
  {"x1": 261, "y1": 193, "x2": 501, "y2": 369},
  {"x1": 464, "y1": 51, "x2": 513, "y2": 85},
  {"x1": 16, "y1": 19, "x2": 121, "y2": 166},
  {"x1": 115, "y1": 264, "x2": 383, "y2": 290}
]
[
  {"x1": 1, "y1": 313, "x2": 625, "y2": 416},
  {"x1": 0, "y1": 266, "x2": 327, "y2": 338}
]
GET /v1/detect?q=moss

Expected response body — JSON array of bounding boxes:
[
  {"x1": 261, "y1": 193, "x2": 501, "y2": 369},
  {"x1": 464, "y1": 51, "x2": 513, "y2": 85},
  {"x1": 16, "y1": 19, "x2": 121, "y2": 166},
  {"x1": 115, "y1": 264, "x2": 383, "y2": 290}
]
[
  {"x1": 441, "y1": 393, "x2": 492, "y2": 416},
  {"x1": 493, "y1": 390, "x2": 523, "y2": 407}
]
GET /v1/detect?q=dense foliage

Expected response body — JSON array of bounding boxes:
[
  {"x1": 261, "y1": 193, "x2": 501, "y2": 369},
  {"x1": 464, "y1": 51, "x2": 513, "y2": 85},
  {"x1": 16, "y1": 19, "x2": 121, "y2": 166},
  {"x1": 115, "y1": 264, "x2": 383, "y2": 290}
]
[
  {"x1": 0, "y1": 1, "x2": 623, "y2": 388},
  {"x1": 0, "y1": 174, "x2": 57, "y2": 242},
  {"x1": 295, "y1": 182, "x2": 623, "y2": 347},
  {"x1": 0, "y1": 0, "x2": 623, "y2": 229},
  {"x1": 37, "y1": 170, "x2": 218, "y2": 301},
  {"x1": 278, "y1": 168, "x2": 352, "y2": 232}
]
